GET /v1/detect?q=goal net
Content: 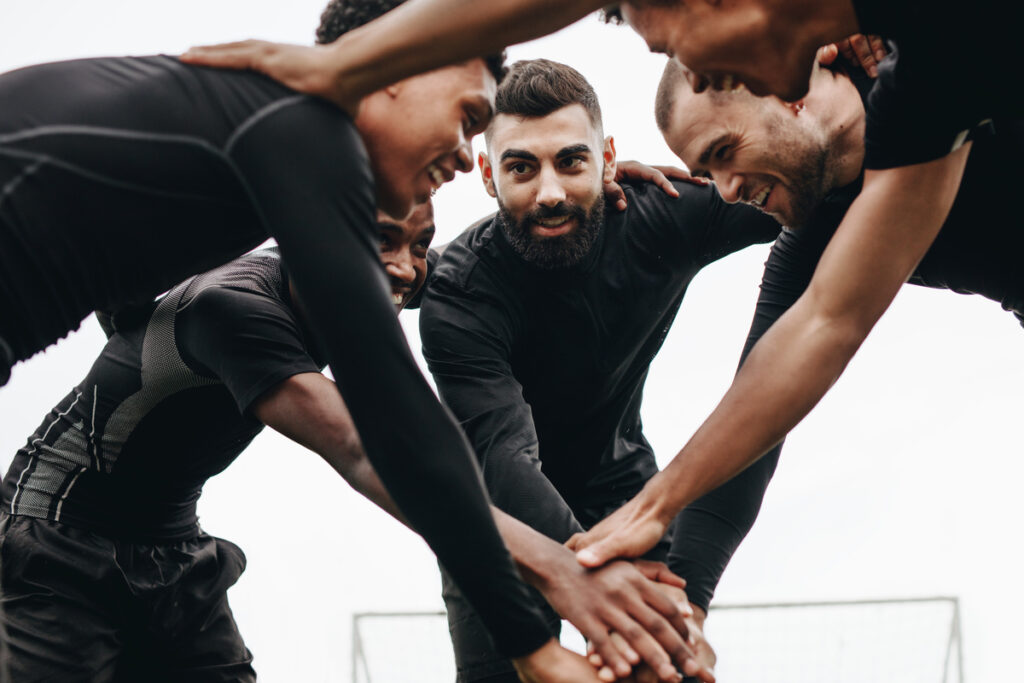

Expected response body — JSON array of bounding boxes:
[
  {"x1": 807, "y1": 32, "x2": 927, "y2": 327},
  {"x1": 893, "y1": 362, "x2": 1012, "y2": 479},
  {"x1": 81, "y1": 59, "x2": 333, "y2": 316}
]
[{"x1": 351, "y1": 597, "x2": 962, "y2": 683}]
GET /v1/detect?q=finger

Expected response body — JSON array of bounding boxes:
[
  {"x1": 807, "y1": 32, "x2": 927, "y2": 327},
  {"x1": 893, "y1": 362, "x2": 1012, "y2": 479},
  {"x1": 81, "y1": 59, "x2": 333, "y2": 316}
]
[
  {"x1": 626, "y1": 599, "x2": 700, "y2": 676},
  {"x1": 632, "y1": 560, "x2": 686, "y2": 590},
  {"x1": 576, "y1": 533, "x2": 639, "y2": 567},
  {"x1": 588, "y1": 627, "x2": 636, "y2": 678},
  {"x1": 848, "y1": 34, "x2": 877, "y2": 76},
  {"x1": 180, "y1": 42, "x2": 269, "y2": 69},
  {"x1": 652, "y1": 165, "x2": 692, "y2": 181},
  {"x1": 869, "y1": 35, "x2": 887, "y2": 63},
  {"x1": 682, "y1": 657, "x2": 715, "y2": 683},
  {"x1": 606, "y1": 612, "x2": 679, "y2": 683},
  {"x1": 836, "y1": 39, "x2": 858, "y2": 65},
  {"x1": 604, "y1": 181, "x2": 628, "y2": 211},
  {"x1": 565, "y1": 533, "x2": 584, "y2": 550},
  {"x1": 647, "y1": 169, "x2": 681, "y2": 197},
  {"x1": 817, "y1": 43, "x2": 840, "y2": 66},
  {"x1": 597, "y1": 665, "x2": 617, "y2": 682}
]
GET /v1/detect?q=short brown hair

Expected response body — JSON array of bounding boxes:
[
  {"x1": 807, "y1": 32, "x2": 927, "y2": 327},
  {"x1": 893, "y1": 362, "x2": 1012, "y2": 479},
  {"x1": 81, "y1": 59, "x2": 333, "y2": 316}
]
[{"x1": 487, "y1": 59, "x2": 602, "y2": 143}]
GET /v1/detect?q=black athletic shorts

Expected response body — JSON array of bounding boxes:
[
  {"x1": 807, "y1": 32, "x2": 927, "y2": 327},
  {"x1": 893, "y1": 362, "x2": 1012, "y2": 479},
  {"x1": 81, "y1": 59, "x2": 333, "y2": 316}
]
[{"x1": 0, "y1": 513, "x2": 255, "y2": 682}]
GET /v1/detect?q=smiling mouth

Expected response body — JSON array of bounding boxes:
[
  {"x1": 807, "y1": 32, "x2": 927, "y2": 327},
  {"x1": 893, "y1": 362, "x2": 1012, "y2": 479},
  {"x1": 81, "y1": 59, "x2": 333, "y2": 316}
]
[
  {"x1": 532, "y1": 215, "x2": 574, "y2": 236},
  {"x1": 748, "y1": 185, "x2": 773, "y2": 209},
  {"x1": 426, "y1": 163, "x2": 450, "y2": 189}
]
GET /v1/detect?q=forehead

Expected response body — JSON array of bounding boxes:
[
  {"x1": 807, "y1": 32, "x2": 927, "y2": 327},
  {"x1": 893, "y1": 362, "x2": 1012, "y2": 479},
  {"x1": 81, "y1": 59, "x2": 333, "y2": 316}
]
[
  {"x1": 488, "y1": 104, "x2": 599, "y2": 156},
  {"x1": 419, "y1": 59, "x2": 497, "y2": 106},
  {"x1": 669, "y1": 89, "x2": 760, "y2": 165},
  {"x1": 376, "y1": 203, "x2": 435, "y2": 235}
]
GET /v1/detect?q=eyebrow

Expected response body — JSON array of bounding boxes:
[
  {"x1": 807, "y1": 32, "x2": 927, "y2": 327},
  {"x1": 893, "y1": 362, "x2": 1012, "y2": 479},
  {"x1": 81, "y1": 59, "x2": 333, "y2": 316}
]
[
  {"x1": 500, "y1": 148, "x2": 537, "y2": 162},
  {"x1": 556, "y1": 143, "x2": 592, "y2": 158},
  {"x1": 698, "y1": 133, "x2": 730, "y2": 166},
  {"x1": 499, "y1": 143, "x2": 593, "y2": 163}
]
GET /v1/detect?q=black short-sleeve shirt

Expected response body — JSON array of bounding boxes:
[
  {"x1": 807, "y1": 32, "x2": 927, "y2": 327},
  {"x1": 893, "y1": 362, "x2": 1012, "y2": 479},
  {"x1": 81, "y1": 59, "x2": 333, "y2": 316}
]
[
  {"x1": 853, "y1": 0, "x2": 1024, "y2": 169},
  {"x1": 1, "y1": 249, "x2": 322, "y2": 541}
]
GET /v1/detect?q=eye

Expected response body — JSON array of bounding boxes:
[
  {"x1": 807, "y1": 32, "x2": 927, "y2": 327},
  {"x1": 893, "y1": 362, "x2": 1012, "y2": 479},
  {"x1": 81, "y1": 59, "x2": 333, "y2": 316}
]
[
  {"x1": 508, "y1": 162, "x2": 532, "y2": 175},
  {"x1": 378, "y1": 233, "x2": 393, "y2": 252},
  {"x1": 715, "y1": 144, "x2": 732, "y2": 160},
  {"x1": 560, "y1": 156, "x2": 584, "y2": 169}
]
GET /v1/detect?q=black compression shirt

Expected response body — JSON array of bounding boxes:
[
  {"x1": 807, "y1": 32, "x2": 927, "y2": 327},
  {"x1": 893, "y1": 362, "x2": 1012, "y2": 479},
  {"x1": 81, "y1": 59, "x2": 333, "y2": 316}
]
[
  {"x1": 852, "y1": 0, "x2": 1024, "y2": 169},
  {"x1": 0, "y1": 56, "x2": 549, "y2": 656},
  {"x1": 420, "y1": 181, "x2": 779, "y2": 548},
  {"x1": 2, "y1": 249, "x2": 322, "y2": 540},
  {"x1": 668, "y1": 116, "x2": 1024, "y2": 613}
]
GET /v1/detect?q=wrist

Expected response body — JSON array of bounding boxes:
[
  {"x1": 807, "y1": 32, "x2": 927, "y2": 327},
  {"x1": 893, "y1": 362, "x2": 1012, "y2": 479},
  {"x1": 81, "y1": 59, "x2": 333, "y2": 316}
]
[{"x1": 638, "y1": 474, "x2": 677, "y2": 526}]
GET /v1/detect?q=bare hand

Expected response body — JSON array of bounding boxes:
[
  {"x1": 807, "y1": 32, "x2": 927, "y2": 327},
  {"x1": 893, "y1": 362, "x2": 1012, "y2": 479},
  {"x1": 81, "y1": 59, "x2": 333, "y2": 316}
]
[
  {"x1": 538, "y1": 556, "x2": 702, "y2": 682},
  {"x1": 567, "y1": 493, "x2": 668, "y2": 569},
  {"x1": 604, "y1": 161, "x2": 709, "y2": 211},
  {"x1": 586, "y1": 586, "x2": 716, "y2": 683},
  {"x1": 180, "y1": 40, "x2": 359, "y2": 115},
  {"x1": 818, "y1": 34, "x2": 887, "y2": 78},
  {"x1": 513, "y1": 639, "x2": 606, "y2": 683}
]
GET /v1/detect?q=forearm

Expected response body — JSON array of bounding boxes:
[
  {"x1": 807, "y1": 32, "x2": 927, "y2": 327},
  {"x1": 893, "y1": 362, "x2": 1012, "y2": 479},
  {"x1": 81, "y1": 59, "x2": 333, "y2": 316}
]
[
  {"x1": 326, "y1": 0, "x2": 605, "y2": 101},
  {"x1": 644, "y1": 148, "x2": 971, "y2": 522}
]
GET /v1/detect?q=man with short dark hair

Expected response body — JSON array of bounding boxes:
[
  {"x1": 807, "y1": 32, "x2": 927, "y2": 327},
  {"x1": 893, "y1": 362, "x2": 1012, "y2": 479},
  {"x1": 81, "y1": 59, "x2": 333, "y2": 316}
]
[
  {"x1": 611, "y1": 55, "x2": 1024, "y2": 652},
  {"x1": 0, "y1": 202, "x2": 435, "y2": 681},
  {"x1": 0, "y1": 1, "x2": 599, "y2": 678},
  {"x1": 420, "y1": 58, "x2": 779, "y2": 683}
]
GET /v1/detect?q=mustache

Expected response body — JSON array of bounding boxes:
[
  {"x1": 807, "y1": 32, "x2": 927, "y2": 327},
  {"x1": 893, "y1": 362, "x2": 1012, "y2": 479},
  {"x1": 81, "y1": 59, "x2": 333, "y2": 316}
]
[{"x1": 524, "y1": 202, "x2": 586, "y2": 223}]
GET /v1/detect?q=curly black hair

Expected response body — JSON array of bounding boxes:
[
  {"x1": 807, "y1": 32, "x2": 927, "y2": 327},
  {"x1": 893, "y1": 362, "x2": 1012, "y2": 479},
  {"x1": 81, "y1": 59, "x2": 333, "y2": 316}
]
[{"x1": 316, "y1": 0, "x2": 506, "y2": 83}]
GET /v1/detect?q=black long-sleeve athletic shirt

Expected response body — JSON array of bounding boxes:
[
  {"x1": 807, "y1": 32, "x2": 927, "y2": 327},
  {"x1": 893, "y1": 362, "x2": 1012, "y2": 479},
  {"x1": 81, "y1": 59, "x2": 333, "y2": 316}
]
[
  {"x1": 0, "y1": 56, "x2": 548, "y2": 656},
  {"x1": 420, "y1": 181, "x2": 780, "y2": 569},
  {"x1": 2, "y1": 249, "x2": 324, "y2": 539},
  {"x1": 852, "y1": 0, "x2": 1024, "y2": 169},
  {"x1": 668, "y1": 115, "x2": 1024, "y2": 611}
]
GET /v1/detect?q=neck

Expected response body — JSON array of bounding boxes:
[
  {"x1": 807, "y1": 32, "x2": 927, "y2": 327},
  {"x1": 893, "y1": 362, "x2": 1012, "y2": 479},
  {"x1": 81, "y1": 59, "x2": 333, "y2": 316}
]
[{"x1": 805, "y1": 68, "x2": 866, "y2": 189}]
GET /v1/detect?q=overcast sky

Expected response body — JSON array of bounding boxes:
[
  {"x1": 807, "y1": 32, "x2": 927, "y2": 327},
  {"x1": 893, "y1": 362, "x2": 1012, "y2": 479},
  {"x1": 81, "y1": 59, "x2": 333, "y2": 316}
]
[{"x1": 1, "y1": 2, "x2": 1021, "y2": 681}]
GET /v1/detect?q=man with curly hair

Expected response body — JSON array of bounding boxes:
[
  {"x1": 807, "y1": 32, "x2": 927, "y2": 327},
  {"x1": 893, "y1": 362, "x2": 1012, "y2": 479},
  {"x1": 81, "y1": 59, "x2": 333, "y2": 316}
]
[{"x1": 0, "y1": 0, "x2": 606, "y2": 680}]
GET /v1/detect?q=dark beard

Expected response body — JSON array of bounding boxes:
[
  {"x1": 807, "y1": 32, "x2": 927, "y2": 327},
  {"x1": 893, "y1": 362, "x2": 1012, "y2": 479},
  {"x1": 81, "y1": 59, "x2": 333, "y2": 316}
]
[
  {"x1": 496, "y1": 194, "x2": 605, "y2": 269},
  {"x1": 784, "y1": 146, "x2": 830, "y2": 229}
]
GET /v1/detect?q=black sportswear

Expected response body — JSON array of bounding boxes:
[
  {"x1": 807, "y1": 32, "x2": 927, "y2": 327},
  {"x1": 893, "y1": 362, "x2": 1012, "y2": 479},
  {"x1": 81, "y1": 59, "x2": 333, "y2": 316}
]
[
  {"x1": 668, "y1": 119, "x2": 1024, "y2": 613},
  {"x1": 420, "y1": 180, "x2": 780, "y2": 679},
  {"x1": 0, "y1": 55, "x2": 548, "y2": 656},
  {"x1": 852, "y1": 0, "x2": 1024, "y2": 169}
]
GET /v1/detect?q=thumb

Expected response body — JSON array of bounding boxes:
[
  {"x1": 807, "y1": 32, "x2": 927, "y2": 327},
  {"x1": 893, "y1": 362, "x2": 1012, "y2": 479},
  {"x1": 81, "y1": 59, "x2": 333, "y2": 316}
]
[{"x1": 575, "y1": 541, "x2": 614, "y2": 568}]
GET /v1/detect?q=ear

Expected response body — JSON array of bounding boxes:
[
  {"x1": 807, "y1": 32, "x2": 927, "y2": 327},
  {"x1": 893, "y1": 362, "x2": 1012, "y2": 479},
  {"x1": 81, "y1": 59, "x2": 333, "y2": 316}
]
[
  {"x1": 479, "y1": 152, "x2": 497, "y2": 197},
  {"x1": 602, "y1": 136, "x2": 617, "y2": 184}
]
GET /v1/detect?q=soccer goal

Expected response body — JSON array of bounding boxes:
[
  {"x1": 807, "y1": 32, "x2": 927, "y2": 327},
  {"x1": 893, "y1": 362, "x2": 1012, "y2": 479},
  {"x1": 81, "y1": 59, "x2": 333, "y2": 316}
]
[{"x1": 351, "y1": 597, "x2": 963, "y2": 682}]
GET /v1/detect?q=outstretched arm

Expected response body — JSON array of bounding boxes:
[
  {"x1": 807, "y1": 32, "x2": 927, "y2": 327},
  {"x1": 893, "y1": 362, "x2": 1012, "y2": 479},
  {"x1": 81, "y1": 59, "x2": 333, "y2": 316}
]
[
  {"x1": 572, "y1": 143, "x2": 972, "y2": 567},
  {"x1": 253, "y1": 371, "x2": 709, "y2": 683},
  {"x1": 181, "y1": 0, "x2": 606, "y2": 112}
]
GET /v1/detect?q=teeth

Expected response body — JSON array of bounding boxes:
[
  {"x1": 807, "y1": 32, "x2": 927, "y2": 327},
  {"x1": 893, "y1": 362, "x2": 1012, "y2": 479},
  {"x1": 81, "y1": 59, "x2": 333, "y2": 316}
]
[
  {"x1": 536, "y1": 216, "x2": 570, "y2": 228},
  {"x1": 721, "y1": 74, "x2": 744, "y2": 92},
  {"x1": 392, "y1": 293, "x2": 404, "y2": 305},
  {"x1": 750, "y1": 186, "x2": 771, "y2": 207},
  {"x1": 427, "y1": 164, "x2": 445, "y2": 187}
]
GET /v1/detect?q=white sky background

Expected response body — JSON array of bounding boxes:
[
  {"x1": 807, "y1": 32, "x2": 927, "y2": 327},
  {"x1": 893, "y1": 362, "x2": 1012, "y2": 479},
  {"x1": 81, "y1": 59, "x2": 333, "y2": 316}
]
[{"x1": 1, "y1": 2, "x2": 1022, "y2": 681}]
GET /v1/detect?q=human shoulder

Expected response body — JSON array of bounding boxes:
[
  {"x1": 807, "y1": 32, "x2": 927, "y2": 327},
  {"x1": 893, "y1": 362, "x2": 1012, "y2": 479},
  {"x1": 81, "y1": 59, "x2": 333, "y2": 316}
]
[{"x1": 428, "y1": 214, "x2": 511, "y2": 294}]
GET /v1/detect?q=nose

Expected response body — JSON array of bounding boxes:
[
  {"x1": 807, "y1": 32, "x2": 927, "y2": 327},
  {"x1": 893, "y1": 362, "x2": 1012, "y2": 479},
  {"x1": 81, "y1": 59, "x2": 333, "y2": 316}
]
[
  {"x1": 455, "y1": 135, "x2": 473, "y2": 173},
  {"x1": 535, "y1": 166, "x2": 566, "y2": 207},
  {"x1": 714, "y1": 171, "x2": 744, "y2": 203},
  {"x1": 385, "y1": 250, "x2": 417, "y2": 285}
]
